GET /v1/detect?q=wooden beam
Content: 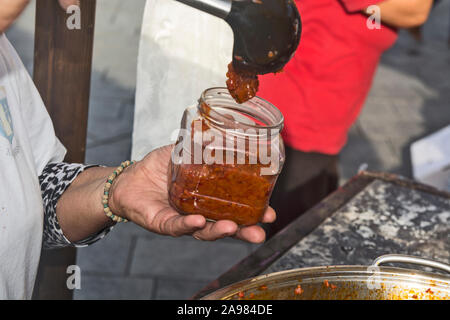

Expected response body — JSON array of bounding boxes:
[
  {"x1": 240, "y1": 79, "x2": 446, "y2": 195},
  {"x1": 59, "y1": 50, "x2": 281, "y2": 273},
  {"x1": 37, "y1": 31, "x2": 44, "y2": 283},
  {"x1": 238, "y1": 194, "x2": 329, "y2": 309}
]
[
  {"x1": 33, "y1": 0, "x2": 96, "y2": 163},
  {"x1": 32, "y1": 0, "x2": 96, "y2": 300}
]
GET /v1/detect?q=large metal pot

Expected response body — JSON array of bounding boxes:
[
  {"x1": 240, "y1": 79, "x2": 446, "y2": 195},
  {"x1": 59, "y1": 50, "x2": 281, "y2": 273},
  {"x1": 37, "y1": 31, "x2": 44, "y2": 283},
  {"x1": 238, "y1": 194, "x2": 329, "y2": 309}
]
[{"x1": 202, "y1": 255, "x2": 450, "y2": 300}]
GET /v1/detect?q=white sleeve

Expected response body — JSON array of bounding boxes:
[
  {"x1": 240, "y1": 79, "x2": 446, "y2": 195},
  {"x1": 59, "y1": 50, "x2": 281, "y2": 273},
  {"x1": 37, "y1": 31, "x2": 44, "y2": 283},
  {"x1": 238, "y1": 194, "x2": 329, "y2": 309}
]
[{"x1": 6, "y1": 37, "x2": 67, "y2": 175}]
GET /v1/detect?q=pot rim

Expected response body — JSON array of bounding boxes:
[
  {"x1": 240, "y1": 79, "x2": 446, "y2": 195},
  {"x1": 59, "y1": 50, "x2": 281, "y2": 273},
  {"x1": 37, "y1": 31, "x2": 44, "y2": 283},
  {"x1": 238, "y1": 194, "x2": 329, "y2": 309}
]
[{"x1": 202, "y1": 264, "x2": 450, "y2": 300}]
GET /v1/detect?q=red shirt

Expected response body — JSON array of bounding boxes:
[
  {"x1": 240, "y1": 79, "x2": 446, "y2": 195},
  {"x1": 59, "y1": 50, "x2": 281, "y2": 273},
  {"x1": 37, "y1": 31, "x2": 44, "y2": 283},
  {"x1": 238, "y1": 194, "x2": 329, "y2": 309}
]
[{"x1": 258, "y1": 0, "x2": 398, "y2": 155}]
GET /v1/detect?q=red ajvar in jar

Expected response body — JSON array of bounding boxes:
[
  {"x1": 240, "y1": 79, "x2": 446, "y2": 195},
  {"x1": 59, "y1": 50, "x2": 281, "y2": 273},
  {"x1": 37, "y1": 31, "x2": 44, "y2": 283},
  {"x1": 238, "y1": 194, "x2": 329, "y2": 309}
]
[{"x1": 168, "y1": 88, "x2": 285, "y2": 226}]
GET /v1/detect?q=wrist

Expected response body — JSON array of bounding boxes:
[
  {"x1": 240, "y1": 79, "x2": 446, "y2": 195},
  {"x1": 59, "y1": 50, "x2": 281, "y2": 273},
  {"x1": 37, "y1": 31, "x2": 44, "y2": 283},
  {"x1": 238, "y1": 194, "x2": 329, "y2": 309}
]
[
  {"x1": 105, "y1": 161, "x2": 136, "y2": 222},
  {"x1": 91, "y1": 168, "x2": 118, "y2": 226},
  {"x1": 108, "y1": 169, "x2": 126, "y2": 217}
]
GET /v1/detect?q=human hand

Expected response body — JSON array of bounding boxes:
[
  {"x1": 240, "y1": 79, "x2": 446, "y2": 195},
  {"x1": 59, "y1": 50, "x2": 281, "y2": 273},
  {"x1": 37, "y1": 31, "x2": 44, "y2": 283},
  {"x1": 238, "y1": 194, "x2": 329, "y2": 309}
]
[
  {"x1": 58, "y1": 0, "x2": 79, "y2": 11},
  {"x1": 109, "y1": 145, "x2": 276, "y2": 243}
]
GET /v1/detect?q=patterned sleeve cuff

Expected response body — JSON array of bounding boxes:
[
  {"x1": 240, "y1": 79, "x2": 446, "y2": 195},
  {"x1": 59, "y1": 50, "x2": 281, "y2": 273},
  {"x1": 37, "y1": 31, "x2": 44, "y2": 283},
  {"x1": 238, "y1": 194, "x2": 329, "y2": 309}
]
[{"x1": 39, "y1": 163, "x2": 114, "y2": 250}]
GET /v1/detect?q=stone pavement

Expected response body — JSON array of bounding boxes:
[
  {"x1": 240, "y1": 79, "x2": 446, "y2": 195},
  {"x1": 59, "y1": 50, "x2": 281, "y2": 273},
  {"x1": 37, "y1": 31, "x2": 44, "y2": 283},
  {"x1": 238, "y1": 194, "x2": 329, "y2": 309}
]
[{"x1": 7, "y1": 0, "x2": 450, "y2": 300}]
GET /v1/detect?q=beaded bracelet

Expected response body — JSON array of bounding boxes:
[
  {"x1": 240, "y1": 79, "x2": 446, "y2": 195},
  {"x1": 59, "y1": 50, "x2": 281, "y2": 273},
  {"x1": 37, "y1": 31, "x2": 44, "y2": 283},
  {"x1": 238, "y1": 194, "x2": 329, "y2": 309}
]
[{"x1": 102, "y1": 160, "x2": 135, "y2": 223}]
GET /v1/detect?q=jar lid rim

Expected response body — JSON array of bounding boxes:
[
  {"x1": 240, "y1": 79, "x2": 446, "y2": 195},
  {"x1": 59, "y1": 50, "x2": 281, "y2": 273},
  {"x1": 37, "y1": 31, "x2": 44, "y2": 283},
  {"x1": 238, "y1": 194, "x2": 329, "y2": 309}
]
[{"x1": 199, "y1": 87, "x2": 284, "y2": 130}]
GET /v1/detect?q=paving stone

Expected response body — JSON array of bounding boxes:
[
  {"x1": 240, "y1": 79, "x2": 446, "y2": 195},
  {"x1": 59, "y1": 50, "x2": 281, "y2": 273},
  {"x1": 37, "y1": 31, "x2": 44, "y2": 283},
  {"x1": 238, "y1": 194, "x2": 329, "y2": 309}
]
[
  {"x1": 422, "y1": 1, "x2": 450, "y2": 42},
  {"x1": 130, "y1": 236, "x2": 250, "y2": 280},
  {"x1": 247, "y1": 243, "x2": 262, "y2": 255},
  {"x1": 85, "y1": 136, "x2": 132, "y2": 166},
  {"x1": 340, "y1": 134, "x2": 383, "y2": 180},
  {"x1": 90, "y1": 72, "x2": 135, "y2": 101},
  {"x1": 74, "y1": 275, "x2": 153, "y2": 300},
  {"x1": 111, "y1": 221, "x2": 159, "y2": 240},
  {"x1": 87, "y1": 98, "x2": 135, "y2": 144},
  {"x1": 75, "y1": 230, "x2": 133, "y2": 276}
]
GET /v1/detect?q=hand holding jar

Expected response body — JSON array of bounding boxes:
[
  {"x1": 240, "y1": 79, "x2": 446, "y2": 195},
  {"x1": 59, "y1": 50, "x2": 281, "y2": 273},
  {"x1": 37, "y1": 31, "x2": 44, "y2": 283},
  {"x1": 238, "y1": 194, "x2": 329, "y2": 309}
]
[
  {"x1": 108, "y1": 144, "x2": 276, "y2": 243},
  {"x1": 168, "y1": 88, "x2": 285, "y2": 230}
]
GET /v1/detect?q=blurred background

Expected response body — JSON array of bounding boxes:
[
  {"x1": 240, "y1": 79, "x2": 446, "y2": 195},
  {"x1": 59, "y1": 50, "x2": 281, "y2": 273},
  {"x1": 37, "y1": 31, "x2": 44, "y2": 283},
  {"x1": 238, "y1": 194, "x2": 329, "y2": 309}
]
[{"x1": 7, "y1": 0, "x2": 450, "y2": 299}]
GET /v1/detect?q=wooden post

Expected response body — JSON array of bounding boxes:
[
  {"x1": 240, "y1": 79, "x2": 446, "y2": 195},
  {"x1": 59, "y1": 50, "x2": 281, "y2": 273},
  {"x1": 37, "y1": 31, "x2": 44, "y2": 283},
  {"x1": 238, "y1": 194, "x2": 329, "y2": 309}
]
[{"x1": 32, "y1": 0, "x2": 96, "y2": 300}]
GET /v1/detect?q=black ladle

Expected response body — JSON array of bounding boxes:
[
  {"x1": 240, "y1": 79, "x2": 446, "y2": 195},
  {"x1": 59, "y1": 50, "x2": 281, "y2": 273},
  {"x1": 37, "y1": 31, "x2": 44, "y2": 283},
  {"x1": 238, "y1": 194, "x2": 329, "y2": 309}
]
[{"x1": 175, "y1": 0, "x2": 302, "y2": 75}]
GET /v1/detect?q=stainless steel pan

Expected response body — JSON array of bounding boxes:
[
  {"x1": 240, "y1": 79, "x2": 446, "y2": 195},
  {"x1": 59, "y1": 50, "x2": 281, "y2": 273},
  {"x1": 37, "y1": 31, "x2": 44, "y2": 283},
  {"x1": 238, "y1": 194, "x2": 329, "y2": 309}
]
[{"x1": 202, "y1": 254, "x2": 450, "y2": 300}]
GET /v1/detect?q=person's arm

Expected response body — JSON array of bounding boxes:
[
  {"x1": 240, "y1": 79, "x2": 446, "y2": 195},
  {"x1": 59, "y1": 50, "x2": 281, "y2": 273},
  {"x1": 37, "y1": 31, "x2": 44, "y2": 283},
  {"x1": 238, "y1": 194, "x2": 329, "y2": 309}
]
[
  {"x1": 53, "y1": 146, "x2": 275, "y2": 244},
  {"x1": 40, "y1": 163, "x2": 114, "y2": 249},
  {"x1": 365, "y1": 0, "x2": 434, "y2": 28},
  {"x1": 0, "y1": 0, "x2": 29, "y2": 33}
]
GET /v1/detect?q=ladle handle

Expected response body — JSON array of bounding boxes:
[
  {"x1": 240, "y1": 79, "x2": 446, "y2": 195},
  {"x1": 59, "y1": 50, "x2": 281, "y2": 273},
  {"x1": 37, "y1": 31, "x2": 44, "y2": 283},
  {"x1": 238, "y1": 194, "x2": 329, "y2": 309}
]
[{"x1": 175, "y1": 0, "x2": 232, "y2": 19}]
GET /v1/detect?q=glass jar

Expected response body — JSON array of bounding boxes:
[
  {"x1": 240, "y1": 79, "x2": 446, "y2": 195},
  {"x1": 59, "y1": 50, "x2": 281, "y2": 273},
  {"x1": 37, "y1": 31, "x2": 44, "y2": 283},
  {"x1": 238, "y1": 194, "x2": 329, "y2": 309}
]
[{"x1": 168, "y1": 88, "x2": 285, "y2": 226}]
